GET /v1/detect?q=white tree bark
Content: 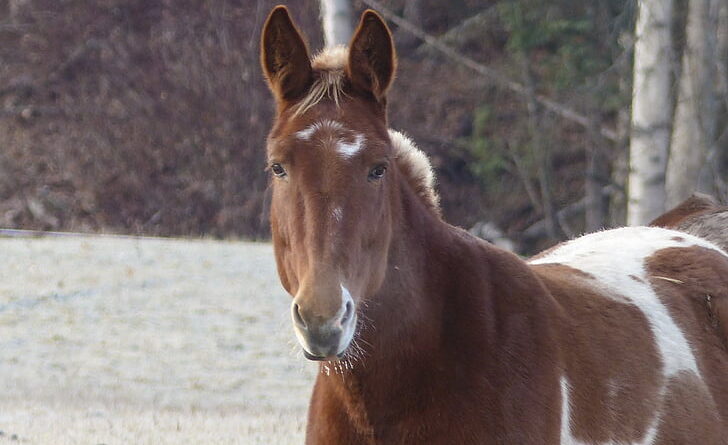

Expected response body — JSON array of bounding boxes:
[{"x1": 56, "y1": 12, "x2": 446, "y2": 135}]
[
  {"x1": 665, "y1": 0, "x2": 718, "y2": 208},
  {"x1": 320, "y1": 0, "x2": 354, "y2": 48},
  {"x1": 628, "y1": 0, "x2": 674, "y2": 226},
  {"x1": 699, "y1": 0, "x2": 728, "y2": 198}
]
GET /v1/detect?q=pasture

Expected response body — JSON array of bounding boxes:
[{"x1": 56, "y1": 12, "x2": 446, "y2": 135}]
[{"x1": 0, "y1": 235, "x2": 315, "y2": 444}]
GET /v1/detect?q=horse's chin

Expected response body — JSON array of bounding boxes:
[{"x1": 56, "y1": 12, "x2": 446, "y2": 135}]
[{"x1": 302, "y1": 348, "x2": 348, "y2": 362}]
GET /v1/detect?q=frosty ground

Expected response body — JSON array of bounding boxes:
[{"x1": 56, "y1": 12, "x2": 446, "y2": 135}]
[{"x1": 0, "y1": 235, "x2": 317, "y2": 444}]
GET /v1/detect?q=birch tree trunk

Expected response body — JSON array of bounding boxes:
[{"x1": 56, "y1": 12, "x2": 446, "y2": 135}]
[
  {"x1": 320, "y1": 0, "x2": 353, "y2": 48},
  {"x1": 707, "y1": 0, "x2": 728, "y2": 201},
  {"x1": 665, "y1": 0, "x2": 718, "y2": 208},
  {"x1": 628, "y1": 0, "x2": 674, "y2": 226}
]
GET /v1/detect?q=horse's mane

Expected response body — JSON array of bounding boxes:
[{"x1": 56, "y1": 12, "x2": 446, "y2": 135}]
[
  {"x1": 297, "y1": 46, "x2": 440, "y2": 214},
  {"x1": 389, "y1": 130, "x2": 440, "y2": 214}
]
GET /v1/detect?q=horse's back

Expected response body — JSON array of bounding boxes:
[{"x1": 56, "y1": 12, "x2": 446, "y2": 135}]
[
  {"x1": 674, "y1": 208, "x2": 728, "y2": 251},
  {"x1": 650, "y1": 193, "x2": 728, "y2": 252},
  {"x1": 530, "y1": 226, "x2": 728, "y2": 444}
]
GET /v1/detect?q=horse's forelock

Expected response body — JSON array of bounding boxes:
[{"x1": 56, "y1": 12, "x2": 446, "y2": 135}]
[
  {"x1": 292, "y1": 46, "x2": 349, "y2": 116},
  {"x1": 312, "y1": 45, "x2": 349, "y2": 71}
]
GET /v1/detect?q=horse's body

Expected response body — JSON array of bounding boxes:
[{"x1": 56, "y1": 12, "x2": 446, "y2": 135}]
[
  {"x1": 260, "y1": 7, "x2": 728, "y2": 444},
  {"x1": 307, "y1": 223, "x2": 728, "y2": 444}
]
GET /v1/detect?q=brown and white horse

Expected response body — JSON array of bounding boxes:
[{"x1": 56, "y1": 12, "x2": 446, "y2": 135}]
[{"x1": 260, "y1": 6, "x2": 728, "y2": 444}]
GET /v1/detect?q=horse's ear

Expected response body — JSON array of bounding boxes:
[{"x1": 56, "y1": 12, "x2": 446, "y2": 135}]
[
  {"x1": 347, "y1": 10, "x2": 396, "y2": 102},
  {"x1": 260, "y1": 6, "x2": 313, "y2": 104}
]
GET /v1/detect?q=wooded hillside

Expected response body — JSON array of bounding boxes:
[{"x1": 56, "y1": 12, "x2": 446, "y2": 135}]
[{"x1": 1, "y1": 0, "x2": 726, "y2": 253}]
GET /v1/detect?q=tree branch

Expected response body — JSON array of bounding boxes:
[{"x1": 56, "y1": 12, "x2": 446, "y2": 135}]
[
  {"x1": 360, "y1": 0, "x2": 618, "y2": 142},
  {"x1": 522, "y1": 185, "x2": 617, "y2": 240}
]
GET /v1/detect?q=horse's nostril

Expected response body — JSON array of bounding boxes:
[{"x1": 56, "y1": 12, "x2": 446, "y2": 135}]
[
  {"x1": 341, "y1": 300, "x2": 354, "y2": 325},
  {"x1": 293, "y1": 303, "x2": 307, "y2": 329}
]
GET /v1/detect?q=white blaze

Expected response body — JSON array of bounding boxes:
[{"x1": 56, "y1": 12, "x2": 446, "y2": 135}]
[
  {"x1": 295, "y1": 119, "x2": 344, "y2": 141},
  {"x1": 337, "y1": 134, "x2": 365, "y2": 158},
  {"x1": 295, "y1": 125, "x2": 317, "y2": 141}
]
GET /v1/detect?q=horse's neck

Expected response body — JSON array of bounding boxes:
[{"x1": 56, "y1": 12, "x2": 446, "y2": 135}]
[
  {"x1": 365, "y1": 185, "x2": 453, "y2": 359},
  {"x1": 311, "y1": 182, "x2": 564, "y2": 442},
  {"x1": 326, "y1": 185, "x2": 499, "y2": 412}
]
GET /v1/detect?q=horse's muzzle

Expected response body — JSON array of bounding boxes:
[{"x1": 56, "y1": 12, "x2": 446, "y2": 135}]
[{"x1": 291, "y1": 291, "x2": 356, "y2": 360}]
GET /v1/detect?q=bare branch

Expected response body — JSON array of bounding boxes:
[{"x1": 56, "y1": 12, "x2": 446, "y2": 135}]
[
  {"x1": 360, "y1": 0, "x2": 618, "y2": 142},
  {"x1": 523, "y1": 186, "x2": 617, "y2": 240},
  {"x1": 503, "y1": 143, "x2": 541, "y2": 212},
  {"x1": 414, "y1": 6, "x2": 498, "y2": 55}
]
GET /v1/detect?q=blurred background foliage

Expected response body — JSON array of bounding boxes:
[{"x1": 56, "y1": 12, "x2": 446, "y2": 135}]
[{"x1": 0, "y1": 0, "x2": 723, "y2": 253}]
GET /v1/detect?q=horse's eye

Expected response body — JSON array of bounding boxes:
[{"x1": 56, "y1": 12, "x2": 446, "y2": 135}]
[
  {"x1": 369, "y1": 164, "x2": 387, "y2": 181},
  {"x1": 271, "y1": 163, "x2": 287, "y2": 177}
]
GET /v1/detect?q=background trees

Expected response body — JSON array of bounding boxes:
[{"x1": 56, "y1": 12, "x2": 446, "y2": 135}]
[
  {"x1": 320, "y1": 0, "x2": 353, "y2": 47},
  {"x1": 0, "y1": 0, "x2": 726, "y2": 253},
  {"x1": 627, "y1": 0, "x2": 673, "y2": 226},
  {"x1": 665, "y1": 0, "x2": 721, "y2": 209}
]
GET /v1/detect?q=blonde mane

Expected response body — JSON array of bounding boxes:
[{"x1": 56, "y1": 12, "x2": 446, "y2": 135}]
[
  {"x1": 296, "y1": 47, "x2": 440, "y2": 213},
  {"x1": 389, "y1": 130, "x2": 440, "y2": 214}
]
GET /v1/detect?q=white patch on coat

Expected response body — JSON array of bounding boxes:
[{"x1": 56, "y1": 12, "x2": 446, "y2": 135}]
[
  {"x1": 337, "y1": 134, "x2": 365, "y2": 158},
  {"x1": 532, "y1": 226, "x2": 727, "y2": 444},
  {"x1": 561, "y1": 376, "x2": 660, "y2": 445},
  {"x1": 295, "y1": 119, "x2": 343, "y2": 141},
  {"x1": 332, "y1": 207, "x2": 343, "y2": 222},
  {"x1": 531, "y1": 226, "x2": 722, "y2": 375},
  {"x1": 560, "y1": 377, "x2": 587, "y2": 445}
]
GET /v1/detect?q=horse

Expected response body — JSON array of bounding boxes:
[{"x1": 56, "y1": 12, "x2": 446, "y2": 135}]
[
  {"x1": 650, "y1": 193, "x2": 728, "y2": 252},
  {"x1": 260, "y1": 6, "x2": 728, "y2": 444}
]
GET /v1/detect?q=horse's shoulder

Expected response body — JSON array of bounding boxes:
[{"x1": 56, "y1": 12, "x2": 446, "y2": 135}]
[
  {"x1": 529, "y1": 226, "x2": 726, "y2": 274},
  {"x1": 529, "y1": 226, "x2": 728, "y2": 363},
  {"x1": 528, "y1": 226, "x2": 728, "y2": 326}
]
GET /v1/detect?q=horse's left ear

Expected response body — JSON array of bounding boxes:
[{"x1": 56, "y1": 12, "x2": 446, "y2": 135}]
[{"x1": 347, "y1": 10, "x2": 396, "y2": 102}]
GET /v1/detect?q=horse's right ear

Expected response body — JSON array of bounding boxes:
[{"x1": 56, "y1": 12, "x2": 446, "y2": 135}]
[{"x1": 260, "y1": 6, "x2": 313, "y2": 104}]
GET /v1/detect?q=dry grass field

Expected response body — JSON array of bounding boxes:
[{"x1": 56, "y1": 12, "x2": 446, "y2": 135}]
[{"x1": 0, "y1": 235, "x2": 316, "y2": 444}]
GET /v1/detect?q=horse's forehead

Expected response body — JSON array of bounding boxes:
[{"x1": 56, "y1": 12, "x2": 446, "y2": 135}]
[
  {"x1": 294, "y1": 119, "x2": 346, "y2": 142},
  {"x1": 272, "y1": 113, "x2": 387, "y2": 162}
]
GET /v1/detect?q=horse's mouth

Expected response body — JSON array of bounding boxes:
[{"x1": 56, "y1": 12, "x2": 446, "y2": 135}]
[{"x1": 302, "y1": 349, "x2": 347, "y2": 361}]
